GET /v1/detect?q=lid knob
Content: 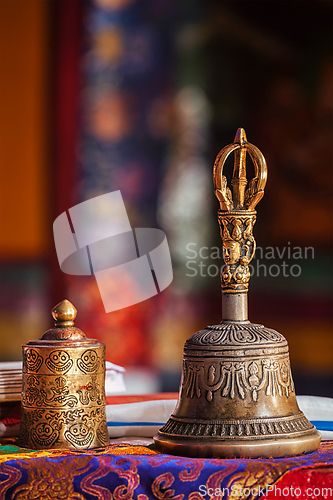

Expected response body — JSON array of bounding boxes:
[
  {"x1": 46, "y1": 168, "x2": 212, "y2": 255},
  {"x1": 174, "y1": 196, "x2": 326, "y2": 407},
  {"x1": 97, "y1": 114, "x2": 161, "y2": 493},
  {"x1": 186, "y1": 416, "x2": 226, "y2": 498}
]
[
  {"x1": 40, "y1": 299, "x2": 88, "y2": 341},
  {"x1": 52, "y1": 299, "x2": 77, "y2": 328}
]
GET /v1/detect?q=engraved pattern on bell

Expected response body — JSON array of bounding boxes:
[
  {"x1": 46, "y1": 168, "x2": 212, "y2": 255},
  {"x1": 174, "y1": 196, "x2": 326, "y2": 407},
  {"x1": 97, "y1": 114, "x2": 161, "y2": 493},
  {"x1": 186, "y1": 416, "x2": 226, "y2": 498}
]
[
  {"x1": 160, "y1": 413, "x2": 315, "y2": 439},
  {"x1": 188, "y1": 323, "x2": 285, "y2": 346},
  {"x1": 181, "y1": 354, "x2": 295, "y2": 403}
]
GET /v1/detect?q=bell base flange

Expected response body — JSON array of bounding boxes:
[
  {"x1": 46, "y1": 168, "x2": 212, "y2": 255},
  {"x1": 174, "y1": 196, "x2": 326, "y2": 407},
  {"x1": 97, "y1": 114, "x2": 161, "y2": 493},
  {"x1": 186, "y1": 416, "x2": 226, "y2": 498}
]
[{"x1": 154, "y1": 428, "x2": 321, "y2": 459}]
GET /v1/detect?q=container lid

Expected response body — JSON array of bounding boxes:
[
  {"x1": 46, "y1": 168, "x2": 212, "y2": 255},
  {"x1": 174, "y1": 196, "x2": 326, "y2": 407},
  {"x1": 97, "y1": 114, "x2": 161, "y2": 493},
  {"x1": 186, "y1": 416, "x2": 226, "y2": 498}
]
[{"x1": 25, "y1": 299, "x2": 100, "y2": 347}]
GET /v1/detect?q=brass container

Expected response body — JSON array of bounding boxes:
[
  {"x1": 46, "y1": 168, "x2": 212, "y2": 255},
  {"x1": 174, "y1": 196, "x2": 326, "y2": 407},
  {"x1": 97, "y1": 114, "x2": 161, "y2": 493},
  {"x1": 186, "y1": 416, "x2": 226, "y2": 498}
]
[
  {"x1": 19, "y1": 299, "x2": 110, "y2": 450},
  {"x1": 154, "y1": 129, "x2": 321, "y2": 458}
]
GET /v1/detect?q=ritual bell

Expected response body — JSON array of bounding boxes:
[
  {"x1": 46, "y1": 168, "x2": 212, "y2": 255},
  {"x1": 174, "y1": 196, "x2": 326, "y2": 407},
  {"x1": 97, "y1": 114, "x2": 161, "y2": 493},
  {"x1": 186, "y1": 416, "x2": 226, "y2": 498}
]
[
  {"x1": 19, "y1": 299, "x2": 110, "y2": 449},
  {"x1": 154, "y1": 129, "x2": 321, "y2": 458}
]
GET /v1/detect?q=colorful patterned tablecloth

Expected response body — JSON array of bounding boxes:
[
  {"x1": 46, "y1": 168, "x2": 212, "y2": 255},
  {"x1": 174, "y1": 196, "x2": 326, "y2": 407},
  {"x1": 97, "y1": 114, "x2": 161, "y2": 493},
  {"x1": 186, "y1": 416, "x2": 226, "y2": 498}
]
[{"x1": 0, "y1": 439, "x2": 332, "y2": 499}]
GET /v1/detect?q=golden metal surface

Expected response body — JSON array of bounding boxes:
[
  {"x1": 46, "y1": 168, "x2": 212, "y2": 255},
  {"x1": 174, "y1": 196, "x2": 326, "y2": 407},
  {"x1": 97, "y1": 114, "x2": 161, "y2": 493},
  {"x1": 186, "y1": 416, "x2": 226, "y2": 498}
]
[
  {"x1": 154, "y1": 129, "x2": 321, "y2": 458},
  {"x1": 52, "y1": 299, "x2": 77, "y2": 327},
  {"x1": 213, "y1": 128, "x2": 267, "y2": 212},
  {"x1": 213, "y1": 128, "x2": 267, "y2": 294},
  {"x1": 19, "y1": 299, "x2": 109, "y2": 450}
]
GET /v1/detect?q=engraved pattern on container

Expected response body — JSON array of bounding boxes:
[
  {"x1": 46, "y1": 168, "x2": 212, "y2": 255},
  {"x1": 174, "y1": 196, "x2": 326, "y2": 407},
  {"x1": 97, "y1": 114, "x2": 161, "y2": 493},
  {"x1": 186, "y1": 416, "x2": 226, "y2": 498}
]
[
  {"x1": 77, "y1": 350, "x2": 100, "y2": 374},
  {"x1": 45, "y1": 350, "x2": 73, "y2": 374}
]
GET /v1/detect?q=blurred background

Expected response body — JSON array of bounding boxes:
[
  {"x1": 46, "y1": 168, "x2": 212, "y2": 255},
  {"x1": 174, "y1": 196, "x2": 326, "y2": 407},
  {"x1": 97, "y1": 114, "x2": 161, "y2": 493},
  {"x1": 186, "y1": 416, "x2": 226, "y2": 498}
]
[{"x1": 0, "y1": 0, "x2": 332, "y2": 396}]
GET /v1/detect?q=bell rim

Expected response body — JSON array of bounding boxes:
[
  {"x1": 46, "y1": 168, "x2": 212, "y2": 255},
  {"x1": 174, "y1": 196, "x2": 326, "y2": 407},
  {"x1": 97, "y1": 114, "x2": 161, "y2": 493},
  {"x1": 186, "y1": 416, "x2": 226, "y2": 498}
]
[{"x1": 154, "y1": 428, "x2": 321, "y2": 459}]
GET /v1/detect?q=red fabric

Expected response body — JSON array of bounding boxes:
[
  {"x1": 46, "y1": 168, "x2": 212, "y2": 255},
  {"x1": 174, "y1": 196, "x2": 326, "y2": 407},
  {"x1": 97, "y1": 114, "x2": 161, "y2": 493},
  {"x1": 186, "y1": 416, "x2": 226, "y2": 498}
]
[
  {"x1": 0, "y1": 441, "x2": 332, "y2": 499},
  {"x1": 51, "y1": 0, "x2": 84, "y2": 304},
  {"x1": 53, "y1": 0, "x2": 83, "y2": 215},
  {"x1": 105, "y1": 393, "x2": 178, "y2": 405},
  {"x1": 1, "y1": 405, "x2": 20, "y2": 428},
  {"x1": 0, "y1": 395, "x2": 178, "y2": 431},
  {"x1": 261, "y1": 466, "x2": 333, "y2": 499}
]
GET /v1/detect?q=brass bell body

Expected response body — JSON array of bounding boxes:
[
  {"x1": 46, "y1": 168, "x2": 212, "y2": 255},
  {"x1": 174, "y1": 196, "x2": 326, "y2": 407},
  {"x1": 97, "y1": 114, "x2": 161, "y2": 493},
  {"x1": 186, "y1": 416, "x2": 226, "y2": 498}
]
[
  {"x1": 155, "y1": 129, "x2": 321, "y2": 458},
  {"x1": 155, "y1": 321, "x2": 320, "y2": 458},
  {"x1": 19, "y1": 300, "x2": 110, "y2": 450}
]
